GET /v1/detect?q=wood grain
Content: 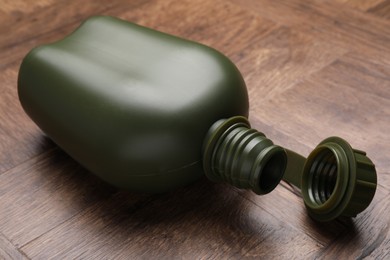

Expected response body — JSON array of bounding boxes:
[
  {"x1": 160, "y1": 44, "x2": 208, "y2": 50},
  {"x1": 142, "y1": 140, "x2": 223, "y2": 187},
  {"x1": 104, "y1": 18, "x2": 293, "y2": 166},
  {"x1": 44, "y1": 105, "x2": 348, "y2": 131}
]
[
  {"x1": 0, "y1": 65, "x2": 55, "y2": 173},
  {"x1": 0, "y1": 147, "x2": 116, "y2": 247},
  {"x1": 0, "y1": 0, "x2": 389, "y2": 258},
  {"x1": 368, "y1": 0, "x2": 390, "y2": 19},
  {"x1": 20, "y1": 179, "x2": 322, "y2": 259},
  {"x1": 328, "y1": 0, "x2": 385, "y2": 11},
  {"x1": 229, "y1": 0, "x2": 390, "y2": 55},
  {"x1": 0, "y1": 0, "x2": 153, "y2": 68},
  {"x1": 0, "y1": 232, "x2": 27, "y2": 260}
]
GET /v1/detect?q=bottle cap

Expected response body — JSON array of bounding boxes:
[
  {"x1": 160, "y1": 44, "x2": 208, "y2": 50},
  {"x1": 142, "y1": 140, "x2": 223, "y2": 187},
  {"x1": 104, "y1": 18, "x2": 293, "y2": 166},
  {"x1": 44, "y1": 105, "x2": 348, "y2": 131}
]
[{"x1": 301, "y1": 137, "x2": 377, "y2": 221}]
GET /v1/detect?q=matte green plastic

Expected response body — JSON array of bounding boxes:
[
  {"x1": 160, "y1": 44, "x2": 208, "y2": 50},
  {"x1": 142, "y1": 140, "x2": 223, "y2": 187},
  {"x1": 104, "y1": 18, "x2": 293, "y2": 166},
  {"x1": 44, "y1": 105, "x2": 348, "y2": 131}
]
[
  {"x1": 284, "y1": 137, "x2": 377, "y2": 222},
  {"x1": 18, "y1": 16, "x2": 377, "y2": 222},
  {"x1": 203, "y1": 116, "x2": 287, "y2": 195},
  {"x1": 18, "y1": 16, "x2": 249, "y2": 193}
]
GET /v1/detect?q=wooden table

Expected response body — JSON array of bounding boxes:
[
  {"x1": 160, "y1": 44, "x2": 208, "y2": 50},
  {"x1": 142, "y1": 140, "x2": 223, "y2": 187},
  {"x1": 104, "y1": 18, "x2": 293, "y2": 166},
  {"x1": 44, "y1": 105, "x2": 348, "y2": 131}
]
[{"x1": 1, "y1": 0, "x2": 389, "y2": 259}]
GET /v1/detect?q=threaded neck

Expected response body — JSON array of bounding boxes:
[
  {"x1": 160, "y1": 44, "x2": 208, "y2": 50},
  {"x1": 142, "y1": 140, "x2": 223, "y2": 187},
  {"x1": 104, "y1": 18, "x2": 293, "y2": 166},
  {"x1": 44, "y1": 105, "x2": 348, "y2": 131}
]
[{"x1": 202, "y1": 116, "x2": 287, "y2": 195}]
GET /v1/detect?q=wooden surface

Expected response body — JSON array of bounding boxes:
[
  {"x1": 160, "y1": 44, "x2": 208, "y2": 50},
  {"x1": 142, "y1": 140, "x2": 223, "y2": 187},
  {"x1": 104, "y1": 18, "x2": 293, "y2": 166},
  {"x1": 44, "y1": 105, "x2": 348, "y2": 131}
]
[{"x1": 0, "y1": 0, "x2": 389, "y2": 259}]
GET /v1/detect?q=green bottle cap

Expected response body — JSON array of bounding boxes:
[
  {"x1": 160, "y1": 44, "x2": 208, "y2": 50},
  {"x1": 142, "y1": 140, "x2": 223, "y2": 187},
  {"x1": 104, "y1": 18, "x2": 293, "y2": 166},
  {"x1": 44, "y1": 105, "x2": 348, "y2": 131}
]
[{"x1": 301, "y1": 137, "x2": 377, "y2": 221}]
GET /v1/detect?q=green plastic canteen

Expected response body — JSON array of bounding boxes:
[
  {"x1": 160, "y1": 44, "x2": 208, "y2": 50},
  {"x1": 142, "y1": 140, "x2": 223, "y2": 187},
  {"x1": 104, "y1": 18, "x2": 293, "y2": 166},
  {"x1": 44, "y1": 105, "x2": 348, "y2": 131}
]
[{"x1": 18, "y1": 16, "x2": 377, "y2": 221}]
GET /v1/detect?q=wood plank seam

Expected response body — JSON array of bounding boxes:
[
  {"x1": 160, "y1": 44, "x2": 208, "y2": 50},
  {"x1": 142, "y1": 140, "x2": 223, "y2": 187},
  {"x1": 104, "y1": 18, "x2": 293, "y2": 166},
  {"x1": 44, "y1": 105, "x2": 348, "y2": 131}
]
[
  {"x1": 0, "y1": 0, "x2": 156, "y2": 69},
  {"x1": 228, "y1": 0, "x2": 390, "y2": 54},
  {"x1": 0, "y1": 231, "x2": 30, "y2": 260},
  {"x1": 0, "y1": 147, "x2": 57, "y2": 177}
]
